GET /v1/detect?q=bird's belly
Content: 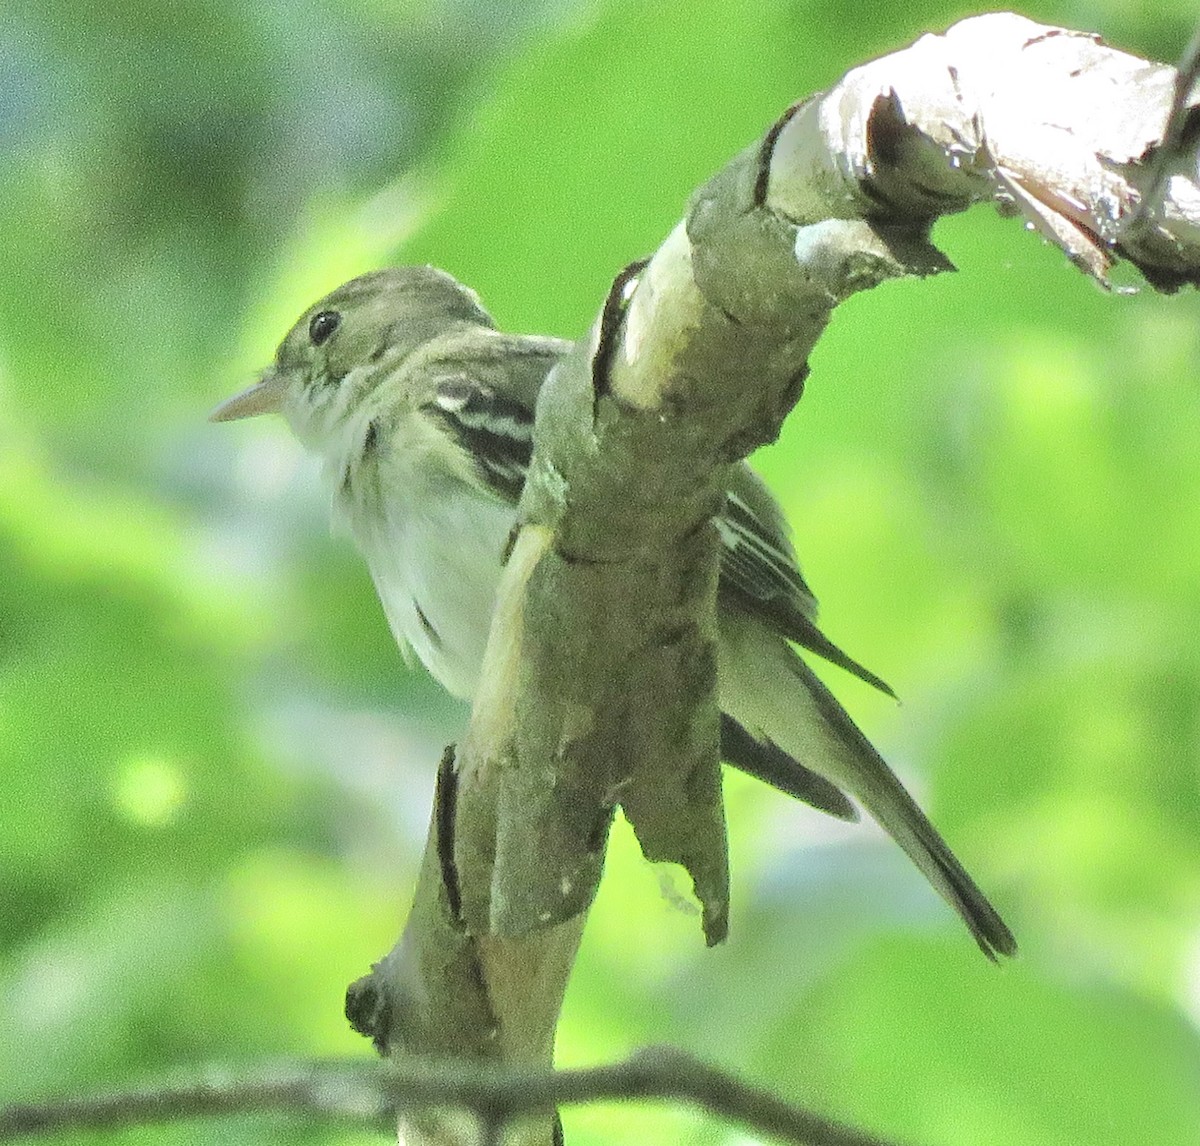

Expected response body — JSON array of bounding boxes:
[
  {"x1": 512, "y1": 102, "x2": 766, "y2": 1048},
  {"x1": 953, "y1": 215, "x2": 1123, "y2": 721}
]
[{"x1": 365, "y1": 491, "x2": 516, "y2": 699}]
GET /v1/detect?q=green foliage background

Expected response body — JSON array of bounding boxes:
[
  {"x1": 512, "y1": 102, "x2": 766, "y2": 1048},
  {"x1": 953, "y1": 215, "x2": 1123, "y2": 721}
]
[{"x1": 3, "y1": 1, "x2": 1199, "y2": 1143}]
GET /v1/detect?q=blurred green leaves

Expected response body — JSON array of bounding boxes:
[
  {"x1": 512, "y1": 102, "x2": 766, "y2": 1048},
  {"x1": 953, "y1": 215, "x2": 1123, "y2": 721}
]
[{"x1": 2, "y1": 1, "x2": 1199, "y2": 1144}]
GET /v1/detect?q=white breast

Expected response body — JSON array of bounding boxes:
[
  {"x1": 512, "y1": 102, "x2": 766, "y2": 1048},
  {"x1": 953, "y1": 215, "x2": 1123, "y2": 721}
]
[
  {"x1": 331, "y1": 409, "x2": 519, "y2": 700},
  {"x1": 371, "y1": 487, "x2": 517, "y2": 698}
]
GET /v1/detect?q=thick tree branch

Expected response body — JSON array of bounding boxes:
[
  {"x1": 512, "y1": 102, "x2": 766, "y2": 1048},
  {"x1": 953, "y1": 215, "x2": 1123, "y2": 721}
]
[
  {"x1": 1, "y1": 1049, "x2": 907, "y2": 1146},
  {"x1": 348, "y1": 15, "x2": 1200, "y2": 1145},
  {"x1": 768, "y1": 13, "x2": 1200, "y2": 287}
]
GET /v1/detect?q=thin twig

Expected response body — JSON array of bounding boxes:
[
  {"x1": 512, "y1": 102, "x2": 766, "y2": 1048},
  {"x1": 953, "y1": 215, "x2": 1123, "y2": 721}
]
[
  {"x1": 1128, "y1": 25, "x2": 1200, "y2": 231},
  {"x1": 0, "y1": 1048, "x2": 908, "y2": 1146}
]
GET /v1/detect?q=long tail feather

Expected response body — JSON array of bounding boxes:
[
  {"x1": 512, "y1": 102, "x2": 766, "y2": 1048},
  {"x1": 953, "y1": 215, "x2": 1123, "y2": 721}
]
[
  {"x1": 721, "y1": 714, "x2": 858, "y2": 821},
  {"x1": 719, "y1": 611, "x2": 1016, "y2": 960}
]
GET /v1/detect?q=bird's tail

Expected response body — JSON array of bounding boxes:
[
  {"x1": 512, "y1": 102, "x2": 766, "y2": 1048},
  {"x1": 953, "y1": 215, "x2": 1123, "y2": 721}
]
[{"x1": 719, "y1": 611, "x2": 1016, "y2": 960}]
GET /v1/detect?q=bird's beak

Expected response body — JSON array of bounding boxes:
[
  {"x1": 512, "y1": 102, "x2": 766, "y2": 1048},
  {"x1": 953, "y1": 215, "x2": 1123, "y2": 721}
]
[{"x1": 208, "y1": 369, "x2": 286, "y2": 422}]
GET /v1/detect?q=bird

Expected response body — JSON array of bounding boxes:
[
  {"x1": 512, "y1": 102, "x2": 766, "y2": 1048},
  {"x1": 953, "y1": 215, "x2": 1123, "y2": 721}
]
[{"x1": 211, "y1": 265, "x2": 1016, "y2": 960}]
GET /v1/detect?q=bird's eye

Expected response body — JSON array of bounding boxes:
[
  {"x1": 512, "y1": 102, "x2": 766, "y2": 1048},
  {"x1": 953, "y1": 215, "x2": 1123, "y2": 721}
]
[{"x1": 308, "y1": 310, "x2": 341, "y2": 347}]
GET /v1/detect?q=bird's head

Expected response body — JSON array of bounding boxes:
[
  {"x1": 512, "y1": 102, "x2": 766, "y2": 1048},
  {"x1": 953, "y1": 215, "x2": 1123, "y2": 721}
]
[{"x1": 209, "y1": 266, "x2": 493, "y2": 447}]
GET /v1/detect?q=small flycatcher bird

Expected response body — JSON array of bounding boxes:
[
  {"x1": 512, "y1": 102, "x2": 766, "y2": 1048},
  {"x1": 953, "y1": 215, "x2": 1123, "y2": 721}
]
[{"x1": 212, "y1": 266, "x2": 1016, "y2": 959}]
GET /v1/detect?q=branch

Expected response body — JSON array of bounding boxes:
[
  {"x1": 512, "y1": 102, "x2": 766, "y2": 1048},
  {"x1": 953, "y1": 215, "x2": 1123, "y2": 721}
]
[
  {"x1": 349, "y1": 14, "x2": 1200, "y2": 1144},
  {"x1": 455, "y1": 8, "x2": 1200, "y2": 950},
  {"x1": 1, "y1": 1049, "x2": 908, "y2": 1146}
]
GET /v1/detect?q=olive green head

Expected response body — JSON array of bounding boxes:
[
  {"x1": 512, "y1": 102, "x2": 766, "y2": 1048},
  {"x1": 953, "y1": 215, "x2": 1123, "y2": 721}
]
[{"x1": 209, "y1": 266, "x2": 493, "y2": 438}]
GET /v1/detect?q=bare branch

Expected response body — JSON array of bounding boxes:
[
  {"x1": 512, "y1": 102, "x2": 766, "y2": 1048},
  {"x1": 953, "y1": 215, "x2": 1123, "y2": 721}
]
[
  {"x1": 1, "y1": 1049, "x2": 908, "y2": 1146},
  {"x1": 1126, "y1": 24, "x2": 1200, "y2": 247},
  {"x1": 349, "y1": 15, "x2": 1200, "y2": 1144}
]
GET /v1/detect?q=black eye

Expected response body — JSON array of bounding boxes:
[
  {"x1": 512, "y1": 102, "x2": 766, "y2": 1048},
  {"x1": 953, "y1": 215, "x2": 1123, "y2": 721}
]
[{"x1": 308, "y1": 310, "x2": 341, "y2": 347}]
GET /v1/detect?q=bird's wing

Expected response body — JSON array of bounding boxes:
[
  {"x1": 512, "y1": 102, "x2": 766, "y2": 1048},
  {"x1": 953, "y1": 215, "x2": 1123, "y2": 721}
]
[
  {"x1": 419, "y1": 331, "x2": 564, "y2": 501},
  {"x1": 719, "y1": 467, "x2": 895, "y2": 698},
  {"x1": 419, "y1": 334, "x2": 891, "y2": 697}
]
